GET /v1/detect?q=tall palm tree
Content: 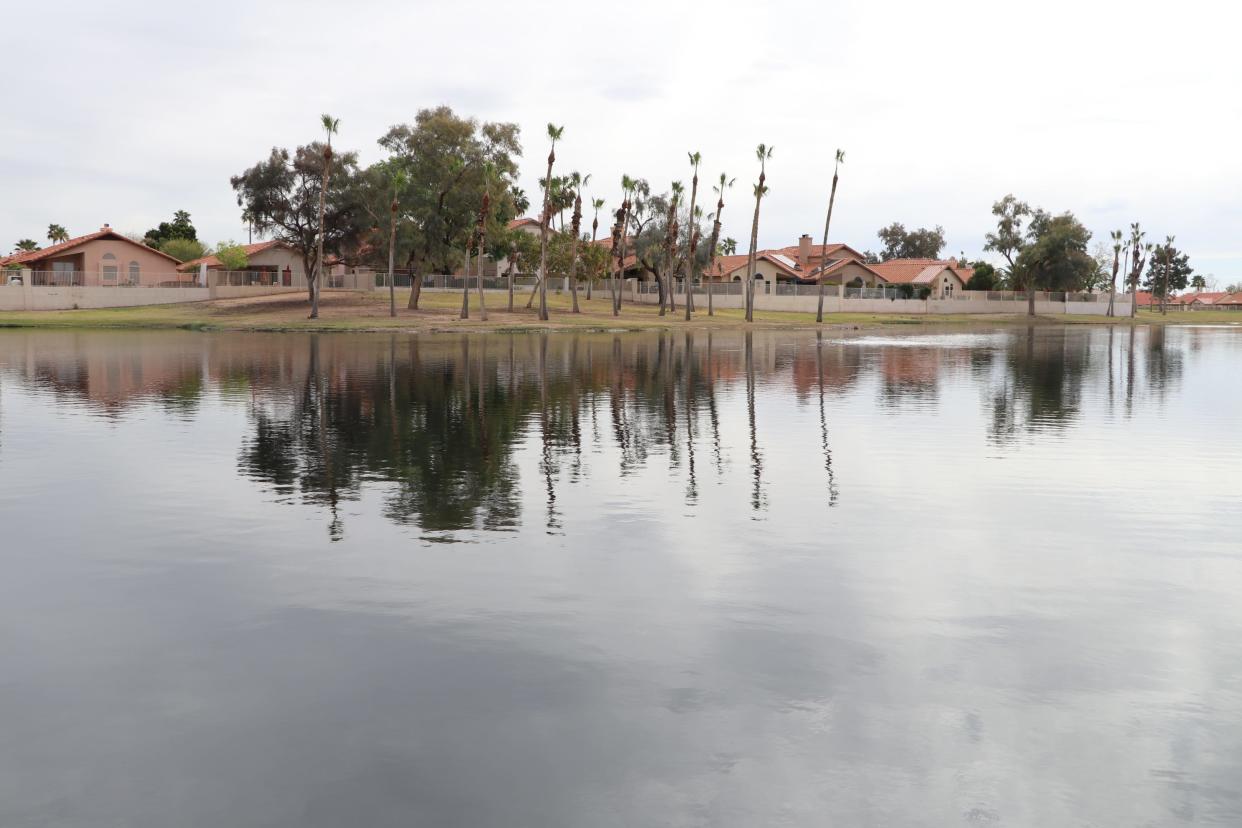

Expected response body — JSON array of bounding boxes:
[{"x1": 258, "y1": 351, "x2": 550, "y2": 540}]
[
  {"x1": 815, "y1": 149, "x2": 845, "y2": 324},
  {"x1": 1106, "y1": 229, "x2": 1122, "y2": 317},
  {"x1": 745, "y1": 144, "x2": 773, "y2": 323},
  {"x1": 683, "y1": 152, "x2": 702, "y2": 321},
  {"x1": 312, "y1": 113, "x2": 340, "y2": 320},
  {"x1": 722, "y1": 237, "x2": 738, "y2": 255},
  {"x1": 461, "y1": 235, "x2": 472, "y2": 319},
  {"x1": 474, "y1": 163, "x2": 496, "y2": 321},
  {"x1": 703, "y1": 173, "x2": 734, "y2": 318},
  {"x1": 660, "y1": 182, "x2": 683, "y2": 316},
  {"x1": 1128, "y1": 223, "x2": 1148, "y2": 319},
  {"x1": 612, "y1": 175, "x2": 635, "y2": 317},
  {"x1": 588, "y1": 197, "x2": 605, "y2": 301},
  {"x1": 47, "y1": 224, "x2": 69, "y2": 245},
  {"x1": 536, "y1": 123, "x2": 564, "y2": 322},
  {"x1": 567, "y1": 172, "x2": 589, "y2": 313},
  {"x1": 386, "y1": 168, "x2": 408, "y2": 318}
]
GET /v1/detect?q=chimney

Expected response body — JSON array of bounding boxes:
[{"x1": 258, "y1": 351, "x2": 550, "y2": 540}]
[
  {"x1": 798, "y1": 234, "x2": 812, "y2": 270},
  {"x1": 101, "y1": 223, "x2": 111, "y2": 232}
]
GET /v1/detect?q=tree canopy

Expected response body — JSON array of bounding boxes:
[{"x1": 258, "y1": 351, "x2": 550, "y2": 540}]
[
  {"x1": 874, "y1": 222, "x2": 946, "y2": 260},
  {"x1": 159, "y1": 237, "x2": 208, "y2": 263},
  {"x1": 144, "y1": 210, "x2": 198, "y2": 248},
  {"x1": 231, "y1": 144, "x2": 363, "y2": 280},
  {"x1": 1143, "y1": 242, "x2": 1193, "y2": 299}
]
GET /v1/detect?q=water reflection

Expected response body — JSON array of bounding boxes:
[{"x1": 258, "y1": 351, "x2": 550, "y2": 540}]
[
  {"x1": 1, "y1": 326, "x2": 1241, "y2": 827},
  {"x1": 0, "y1": 325, "x2": 1209, "y2": 540}
]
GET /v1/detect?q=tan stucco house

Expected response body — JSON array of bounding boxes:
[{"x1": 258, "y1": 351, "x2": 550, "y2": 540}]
[
  {"x1": 0, "y1": 225, "x2": 187, "y2": 286},
  {"x1": 705, "y1": 236, "x2": 881, "y2": 287},
  {"x1": 179, "y1": 240, "x2": 309, "y2": 286},
  {"x1": 869, "y1": 258, "x2": 971, "y2": 298}
]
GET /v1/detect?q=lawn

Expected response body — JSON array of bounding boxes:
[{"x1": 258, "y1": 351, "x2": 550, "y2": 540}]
[{"x1": 0, "y1": 290, "x2": 1235, "y2": 333}]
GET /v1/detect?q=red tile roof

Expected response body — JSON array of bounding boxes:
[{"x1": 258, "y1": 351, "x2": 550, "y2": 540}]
[
  {"x1": 869, "y1": 258, "x2": 968, "y2": 285},
  {"x1": 506, "y1": 217, "x2": 541, "y2": 231},
  {"x1": 177, "y1": 240, "x2": 290, "y2": 271},
  {"x1": 0, "y1": 228, "x2": 183, "y2": 267}
]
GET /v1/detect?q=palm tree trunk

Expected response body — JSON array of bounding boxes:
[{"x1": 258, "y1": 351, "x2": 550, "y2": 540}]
[
  {"x1": 816, "y1": 156, "x2": 842, "y2": 324},
  {"x1": 745, "y1": 196, "x2": 762, "y2": 324},
  {"x1": 387, "y1": 219, "x2": 397, "y2": 318},
  {"x1": 507, "y1": 245, "x2": 516, "y2": 313},
  {"x1": 476, "y1": 229, "x2": 488, "y2": 322},
  {"x1": 569, "y1": 194, "x2": 582, "y2": 313},
  {"x1": 684, "y1": 178, "x2": 699, "y2": 323},
  {"x1": 460, "y1": 239, "x2": 470, "y2": 319},
  {"x1": 313, "y1": 163, "x2": 330, "y2": 320}
]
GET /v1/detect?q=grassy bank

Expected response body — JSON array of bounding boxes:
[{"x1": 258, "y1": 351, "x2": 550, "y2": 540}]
[{"x1": 0, "y1": 290, "x2": 1236, "y2": 333}]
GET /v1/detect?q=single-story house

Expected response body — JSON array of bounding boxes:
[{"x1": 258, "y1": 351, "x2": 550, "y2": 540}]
[
  {"x1": 1181, "y1": 291, "x2": 1230, "y2": 309},
  {"x1": 0, "y1": 225, "x2": 188, "y2": 286},
  {"x1": 178, "y1": 240, "x2": 309, "y2": 286},
  {"x1": 704, "y1": 236, "x2": 881, "y2": 287},
  {"x1": 869, "y1": 258, "x2": 970, "y2": 298}
]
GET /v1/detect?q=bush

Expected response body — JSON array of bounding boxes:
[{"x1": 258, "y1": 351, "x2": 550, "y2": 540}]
[
  {"x1": 917, "y1": 287, "x2": 931, "y2": 300},
  {"x1": 965, "y1": 270, "x2": 996, "y2": 291},
  {"x1": 215, "y1": 240, "x2": 249, "y2": 271},
  {"x1": 896, "y1": 283, "x2": 915, "y2": 299},
  {"x1": 159, "y1": 237, "x2": 207, "y2": 263}
]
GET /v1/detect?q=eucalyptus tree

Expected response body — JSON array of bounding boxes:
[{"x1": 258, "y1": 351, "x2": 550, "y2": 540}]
[
  {"x1": 1106, "y1": 229, "x2": 1123, "y2": 317},
  {"x1": 744, "y1": 144, "x2": 773, "y2": 323},
  {"x1": 815, "y1": 149, "x2": 845, "y2": 323},
  {"x1": 312, "y1": 114, "x2": 340, "y2": 319},
  {"x1": 683, "y1": 151, "x2": 702, "y2": 320},
  {"x1": 588, "y1": 197, "x2": 605, "y2": 301},
  {"x1": 703, "y1": 173, "x2": 734, "y2": 317},
  {"x1": 535, "y1": 124, "x2": 564, "y2": 321}
]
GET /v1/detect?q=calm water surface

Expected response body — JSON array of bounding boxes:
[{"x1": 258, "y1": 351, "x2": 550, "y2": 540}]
[{"x1": 1, "y1": 326, "x2": 1240, "y2": 827}]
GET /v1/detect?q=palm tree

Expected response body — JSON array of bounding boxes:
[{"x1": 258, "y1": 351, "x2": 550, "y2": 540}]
[
  {"x1": 744, "y1": 144, "x2": 773, "y2": 323},
  {"x1": 536, "y1": 123, "x2": 564, "y2": 322},
  {"x1": 312, "y1": 113, "x2": 340, "y2": 320},
  {"x1": 612, "y1": 175, "x2": 635, "y2": 317},
  {"x1": 47, "y1": 224, "x2": 69, "y2": 245},
  {"x1": 460, "y1": 235, "x2": 472, "y2": 319},
  {"x1": 386, "y1": 168, "x2": 408, "y2": 318},
  {"x1": 660, "y1": 182, "x2": 683, "y2": 316},
  {"x1": 722, "y1": 237, "x2": 738, "y2": 255},
  {"x1": 703, "y1": 173, "x2": 734, "y2": 318},
  {"x1": 14, "y1": 239, "x2": 39, "y2": 252},
  {"x1": 567, "y1": 172, "x2": 589, "y2": 313},
  {"x1": 815, "y1": 149, "x2": 845, "y2": 324},
  {"x1": 1127, "y1": 223, "x2": 1148, "y2": 319},
  {"x1": 683, "y1": 152, "x2": 702, "y2": 321},
  {"x1": 474, "y1": 163, "x2": 496, "y2": 322},
  {"x1": 588, "y1": 197, "x2": 605, "y2": 301},
  {"x1": 1106, "y1": 229, "x2": 1122, "y2": 317}
]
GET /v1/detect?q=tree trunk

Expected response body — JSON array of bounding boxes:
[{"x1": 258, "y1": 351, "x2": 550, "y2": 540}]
[
  {"x1": 745, "y1": 192, "x2": 763, "y2": 323},
  {"x1": 476, "y1": 229, "x2": 488, "y2": 322},
  {"x1": 460, "y1": 239, "x2": 470, "y2": 319},
  {"x1": 815, "y1": 161, "x2": 841, "y2": 324},
  {"x1": 507, "y1": 248, "x2": 515, "y2": 313},
  {"x1": 387, "y1": 220, "x2": 397, "y2": 318},
  {"x1": 313, "y1": 152, "x2": 332, "y2": 320},
  {"x1": 537, "y1": 148, "x2": 556, "y2": 322},
  {"x1": 407, "y1": 260, "x2": 424, "y2": 310},
  {"x1": 684, "y1": 175, "x2": 699, "y2": 322},
  {"x1": 569, "y1": 193, "x2": 582, "y2": 313}
]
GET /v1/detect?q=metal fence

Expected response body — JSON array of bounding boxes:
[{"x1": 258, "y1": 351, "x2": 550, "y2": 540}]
[{"x1": 8, "y1": 271, "x2": 199, "y2": 288}]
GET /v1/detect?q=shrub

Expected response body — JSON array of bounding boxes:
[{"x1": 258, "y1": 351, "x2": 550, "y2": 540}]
[
  {"x1": 215, "y1": 241, "x2": 249, "y2": 271},
  {"x1": 897, "y1": 283, "x2": 915, "y2": 299},
  {"x1": 159, "y1": 237, "x2": 207, "y2": 263},
  {"x1": 917, "y1": 287, "x2": 931, "y2": 300}
]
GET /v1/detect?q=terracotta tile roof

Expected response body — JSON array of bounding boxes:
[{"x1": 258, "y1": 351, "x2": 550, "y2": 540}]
[
  {"x1": 869, "y1": 258, "x2": 967, "y2": 285},
  {"x1": 772, "y1": 242, "x2": 866, "y2": 263},
  {"x1": 1182, "y1": 291, "x2": 1230, "y2": 304},
  {"x1": 802, "y1": 257, "x2": 888, "y2": 284},
  {"x1": 506, "y1": 217, "x2": 541, "y2": 230},
  {"x1": 1, "y1": 228, "x2": 183, "y2": 267},
  {"x1": 177, "y1": 240, "x2": 290, "y2": 271}
]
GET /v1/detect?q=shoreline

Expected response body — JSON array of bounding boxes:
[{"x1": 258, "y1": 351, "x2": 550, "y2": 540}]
[{"x1": 0, "y1": 292, "x2": 1235, "y2": 335}]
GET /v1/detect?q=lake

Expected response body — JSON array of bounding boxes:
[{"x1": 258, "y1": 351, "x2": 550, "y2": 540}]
[{"x1": 1, "y1": 325, "x2": 1239, "y2": 827}]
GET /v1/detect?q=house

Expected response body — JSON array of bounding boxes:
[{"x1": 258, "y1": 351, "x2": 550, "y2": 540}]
[
  {"x1": 705, "y1": 235, "x2": 882, "y2": 287},
  {"x1": 868, "y1": 258, "x2": 971, "y2": 298},
  {"x1": 0, "y1": 225, "x2": 187, "y2": 286},
  {"x1": 1182, "y1": 291, "x2": 1230, "y2": 309},
  {"x1": 178, "y1": 240, "x2": 308, "y2": 286}
]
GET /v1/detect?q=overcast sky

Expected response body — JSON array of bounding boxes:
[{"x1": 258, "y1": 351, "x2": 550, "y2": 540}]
[{"x1": 3, "y1": 0, "x2": 1239, "y2": 284}]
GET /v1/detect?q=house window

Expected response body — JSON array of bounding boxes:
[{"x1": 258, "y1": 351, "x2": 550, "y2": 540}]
[
  {"x1": 102, "y1": 253, "x2": 117, "y2": 282},
  {"x1": 128, "y1": 261, "x2": 140, "y2": 285}
]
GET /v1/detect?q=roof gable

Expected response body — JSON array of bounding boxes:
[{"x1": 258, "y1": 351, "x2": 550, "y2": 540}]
[{"x1": 0, "y1": 229, "x2": 183, "y2": 267}]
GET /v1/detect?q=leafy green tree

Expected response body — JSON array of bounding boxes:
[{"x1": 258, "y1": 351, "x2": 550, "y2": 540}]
[
  {"x1": 216, "y1": 240, "x2": 249, "y2": 271},
  {"x1": 159, "y1": 237, "x2": 208, "y2": 262},
  {"x1": 231, "y1": 142, "x2": 363, "y2": 308},
  {"x1": 1014, "y1": 211, "x2": 1095, "y2": 315},
  {"x1": 14, "y1": 239, "x2": 39, "y2": 252},
  {"x1": 965, "y1": 263, "x2": 997, "y2": 290},
  {"x1": 377, "y1": 107, "x2": 522, "y2": 310},
  {"x1": 876, "y1": 222, "x2": 945, "y2": 260},
  {"x1": 144, "y1": 210, "x2": 196, "y2": 248},
  {"x1": 983, "y1": 194, "x2": 1032, "y2": 278},
  {"x1": 47, "y1": 223, "x2": 69, "y2": 245},
  {"x1": 1143, "y1": 238, "x2": 1192, "y2": 312}
]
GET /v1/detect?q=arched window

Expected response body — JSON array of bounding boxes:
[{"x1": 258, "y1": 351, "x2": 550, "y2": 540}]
[
  {"x1": 101, "y1": 252, "x2": 117, "y2": 282},
  {"x1": 128, "y1": 261, "x2": 140, "y2": 285}
]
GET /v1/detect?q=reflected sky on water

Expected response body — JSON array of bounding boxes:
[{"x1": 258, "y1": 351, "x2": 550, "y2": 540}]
[{"x1": 0, "y1": 325, "x2": 1240, "y2": 827}]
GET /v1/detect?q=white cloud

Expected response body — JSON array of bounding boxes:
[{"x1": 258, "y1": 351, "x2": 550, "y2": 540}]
[{"x1": 2, "y1": 0, "x2": 1238, "y2": 280}]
